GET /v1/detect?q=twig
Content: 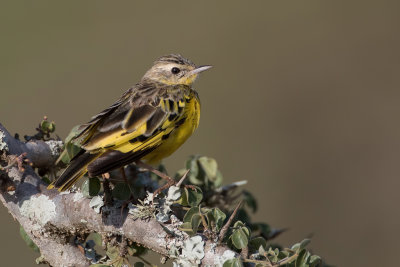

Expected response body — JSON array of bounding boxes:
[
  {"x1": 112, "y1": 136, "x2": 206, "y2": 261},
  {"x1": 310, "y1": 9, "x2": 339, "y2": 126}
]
[
  {"x1": 176, "y1": 169, "x2": 190, "y2": 187},
  {"x1": 136, "y1": 161, "x2": 175, "y2": 183},
  {"x1": 218, "y1": 200, "x2": 243, "y2": 243}
]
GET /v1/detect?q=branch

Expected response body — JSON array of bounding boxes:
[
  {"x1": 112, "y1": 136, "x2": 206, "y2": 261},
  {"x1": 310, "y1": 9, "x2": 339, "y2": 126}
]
[{"x1": 0, "y1": 123, "x2": 237, "y2": 266}]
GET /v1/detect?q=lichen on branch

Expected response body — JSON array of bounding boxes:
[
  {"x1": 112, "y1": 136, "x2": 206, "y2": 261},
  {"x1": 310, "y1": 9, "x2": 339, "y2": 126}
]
[{"x1": 0, "y1": 121, "x2": 328, "y2": 267}]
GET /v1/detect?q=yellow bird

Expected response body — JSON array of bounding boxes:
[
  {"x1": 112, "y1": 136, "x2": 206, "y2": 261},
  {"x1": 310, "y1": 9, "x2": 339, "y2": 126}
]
[{"x1": 48, "y1": 54, "x2": 212, "y2": 191}]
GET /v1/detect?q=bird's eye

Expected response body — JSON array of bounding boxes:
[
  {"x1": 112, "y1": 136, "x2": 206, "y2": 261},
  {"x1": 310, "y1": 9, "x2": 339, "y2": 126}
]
[{"x1": 171, "y1": 67, "x2": 181, "y2": 74}]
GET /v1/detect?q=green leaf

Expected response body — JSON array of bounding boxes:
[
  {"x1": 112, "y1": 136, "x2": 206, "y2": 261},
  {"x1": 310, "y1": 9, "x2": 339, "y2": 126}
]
[
  {"x1": 179, "y1": 222, "x2": 195, "y2": 235},
  {"x1": 40, "y1": 120, "x2": 56, "y2": 133},
  {"x1": 106, "y1": 246, "x2": 119, "y2": 260},
  {"x1": 309, "y1": 255, "x2": 322, "y2": 267},
  {"x1": 89, "y1": 232, "x2": 102, "y2": 246},
  {"x1": 241, "y1": 225, "x2": 250, "y2": 237},
  {"x1": 205, "y1": 207, "x2": 226, "y2": 232},
  {"x1": 183, "y1": 207, "x2": 200, "y2": 223},
  {"x1": 299, "y1": 239, "x2": 311, "y2": 250},
  {"x1": 128, "y1": 243, "x2": 147, "y2": 256},
  {"x1": 181, "y1": 207, "x2": 202, "y2": 236},
  {"x1": 112, "y1": 183, "x2": 131, "y2": 200},
  {"x1": 60, "y1": 143, "x2": 81, "y2": 164},
  {"x1": 233, "y1": 221, "x2": 245, "y2": 228},
  {"x1": 81, "y1": 178, "x2": 100, "y2": 198},
  {"x1": 249, "y1": 237, "x2": 267, "y2": 252},
  {"x1": 198, "y1": 156, "x2": 218, "y2": 178},
  {"x1": 211, "y1": 170, "x2": 223, "y2": 187},
  {"x1": 291, "y1": 239, "x2": 311, "y2": 252},
  {"x1": 180, "y1": 186, "x2": 202, "y2": 207},
  {"x1": 19, "y1": 226, "x2": 39, "y2": 253},
  {"x1": 64, "y1": 125, "x2": 82, "y2": 143},
  {"x1": 223, "y1": 258, "x2": 242, "y2": 267},
  {"x1": 295, "y1": 249, "x2": 310, "y2": 267},
  {"x1": 190, "y1": 214, "x2": 202, "y2": 235},
  {"x1": 89, "y1": 178, "x2": 101, "y2": 196},
  {"x1": 133, "y1": 263, "x2": 145, "y2": 267},
  {"x1": 60, "y1": 125, "x2": 84, "y2": 164},
  {"x1": 231, "y1": 228, "x2": 248, "y2": 249},
  {"x1": 186, "y1": 155, "x2": 200, "y2": 177}
]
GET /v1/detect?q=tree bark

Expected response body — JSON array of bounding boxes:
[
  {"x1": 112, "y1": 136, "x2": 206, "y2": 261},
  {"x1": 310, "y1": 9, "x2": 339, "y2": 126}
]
[{"x1": 0, "y1": 123, "x2": 236, "y2": 267}]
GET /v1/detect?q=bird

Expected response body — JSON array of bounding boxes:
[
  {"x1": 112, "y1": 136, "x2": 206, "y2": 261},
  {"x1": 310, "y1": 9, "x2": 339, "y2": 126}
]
[{"x1": 48, "y1": 54, "x2": 212, "y2": 191}]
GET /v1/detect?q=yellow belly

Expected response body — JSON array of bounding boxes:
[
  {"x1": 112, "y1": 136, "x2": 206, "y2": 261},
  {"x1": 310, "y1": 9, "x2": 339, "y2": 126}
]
[{"x1": 143, "y1": 96, "x2": 200, "y2": 165}]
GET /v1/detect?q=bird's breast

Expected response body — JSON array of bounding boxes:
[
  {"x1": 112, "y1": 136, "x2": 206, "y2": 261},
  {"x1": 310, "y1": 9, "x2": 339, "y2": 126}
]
[{"x1": 143, "y1": 93, "x2": 200, "y2": 164}]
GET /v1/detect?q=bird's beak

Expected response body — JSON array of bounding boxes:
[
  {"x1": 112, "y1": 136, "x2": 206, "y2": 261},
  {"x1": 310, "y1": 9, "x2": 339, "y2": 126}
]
[{"x1": 190, "y1": 65, "x2": 213, "y2": 75}]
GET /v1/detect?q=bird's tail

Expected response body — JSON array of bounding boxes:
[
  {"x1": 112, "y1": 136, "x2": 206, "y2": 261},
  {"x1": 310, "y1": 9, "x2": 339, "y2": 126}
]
[{"x1": 48, "y1": 152, "x2": 101, "y2": 192}]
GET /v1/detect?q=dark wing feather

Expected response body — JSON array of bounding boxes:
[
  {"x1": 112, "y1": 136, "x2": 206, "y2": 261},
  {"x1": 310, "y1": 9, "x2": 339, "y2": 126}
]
[
  {"x1": 74, "y1": 83, "x2": 163, "y2": 148},
  {"x1": 74, "y1": 87, "x2": 134, "y2": 143},
  {"x1": 85, "y1": 85, "x2": 190, "y2": 175},
  {"x1": 87, "y1": 147, "x2": 158, "y2": 177},
  {"x1": 122, "y1": 105, "x2": 157, "y2": 132}
]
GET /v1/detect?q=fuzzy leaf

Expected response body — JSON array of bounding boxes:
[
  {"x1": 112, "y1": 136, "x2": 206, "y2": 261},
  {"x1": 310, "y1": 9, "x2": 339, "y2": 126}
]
[
  {"x1": 191, "y1": 214, "x2": 202, "y2": 235},
  {"x1": 185, "y1": 155, "x2": 200, "y2": 177},
  {"x1": 295, "y1": 249, "x2": 310, "y2": 267},
  {"x1": 60, "y1": 125, "x2": 83, "y2": 164},
  {"x1": 309, "y1": 255, "x2": 322, "y2": 267},
  {"x1": 179, "y1": 222, "x2": 195, "y2": 235},
  {"x1": 211, "y1": 170, "x2": 223, "y2": 187},
  {"x1": 205, "y1": 207, "x2": 226, "y2": 231},
  {"x1": 291, "y1": 239, "x2": 311, "y2": 252},
  {"x1": 183, "y1": 207, "x2": 200, "y2": 223},
  {"x1": 181, "y1": 207, "x2": 202, "y2": 236},
  {"x1": 233, "y1": 221, "x2": 245, "y2": 228},
  {"x1": 106, "y1": 246, "x2": 119, "y2": 260},
  {"x1": 223, "y1": 258, "x2": 242, "y2": 267},
  {"x1": 198, "y1": 156, "x2": 218, "y2": 178},
  {"x1": 231, "y1": 228, "x2": 248, "y2": 249},
  {"x1": 180, "y1": 186, "x2": 202, "y2": 207}
]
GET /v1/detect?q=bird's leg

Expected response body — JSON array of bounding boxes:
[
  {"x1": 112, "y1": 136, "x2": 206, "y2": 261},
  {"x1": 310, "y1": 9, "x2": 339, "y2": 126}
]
[
  {"x1": 102, "y1": 173, "x2": 113, "y2": 206},
  {"x1": 119, "y1": 167, "x2": 135, "y2": 201},
  {"x1": 135, "y1": 161, "x2": 175, "y2": 184},
  {"x1": 135, "y1": 161, "x2": 176, "y2": 196},
  {"x1": 136, "y1": 161, "x2": 197, "y2": 196}
]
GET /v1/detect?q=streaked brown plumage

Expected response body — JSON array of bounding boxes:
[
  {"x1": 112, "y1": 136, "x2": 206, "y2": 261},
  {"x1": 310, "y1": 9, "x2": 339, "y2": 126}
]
[{"x1": 48, "y1": 54, "x2": 211, "y2": 191}]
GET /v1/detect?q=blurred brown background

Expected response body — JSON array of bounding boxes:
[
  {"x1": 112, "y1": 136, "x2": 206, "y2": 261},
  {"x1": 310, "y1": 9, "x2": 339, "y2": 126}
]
[{"x1": 1, "y1": 1, "x2": 399, "y2": 266}]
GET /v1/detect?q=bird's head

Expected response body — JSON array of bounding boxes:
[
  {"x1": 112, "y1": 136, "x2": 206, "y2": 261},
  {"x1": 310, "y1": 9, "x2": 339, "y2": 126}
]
[{"x1": 142, "y1": 54, "x2": 212, "y2": 86}]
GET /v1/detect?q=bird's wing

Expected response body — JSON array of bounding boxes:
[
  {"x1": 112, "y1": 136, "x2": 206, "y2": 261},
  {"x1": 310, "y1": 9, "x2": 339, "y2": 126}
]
[{"x1": 77, "y1": 83, "x2": 187, "y2": 154}]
